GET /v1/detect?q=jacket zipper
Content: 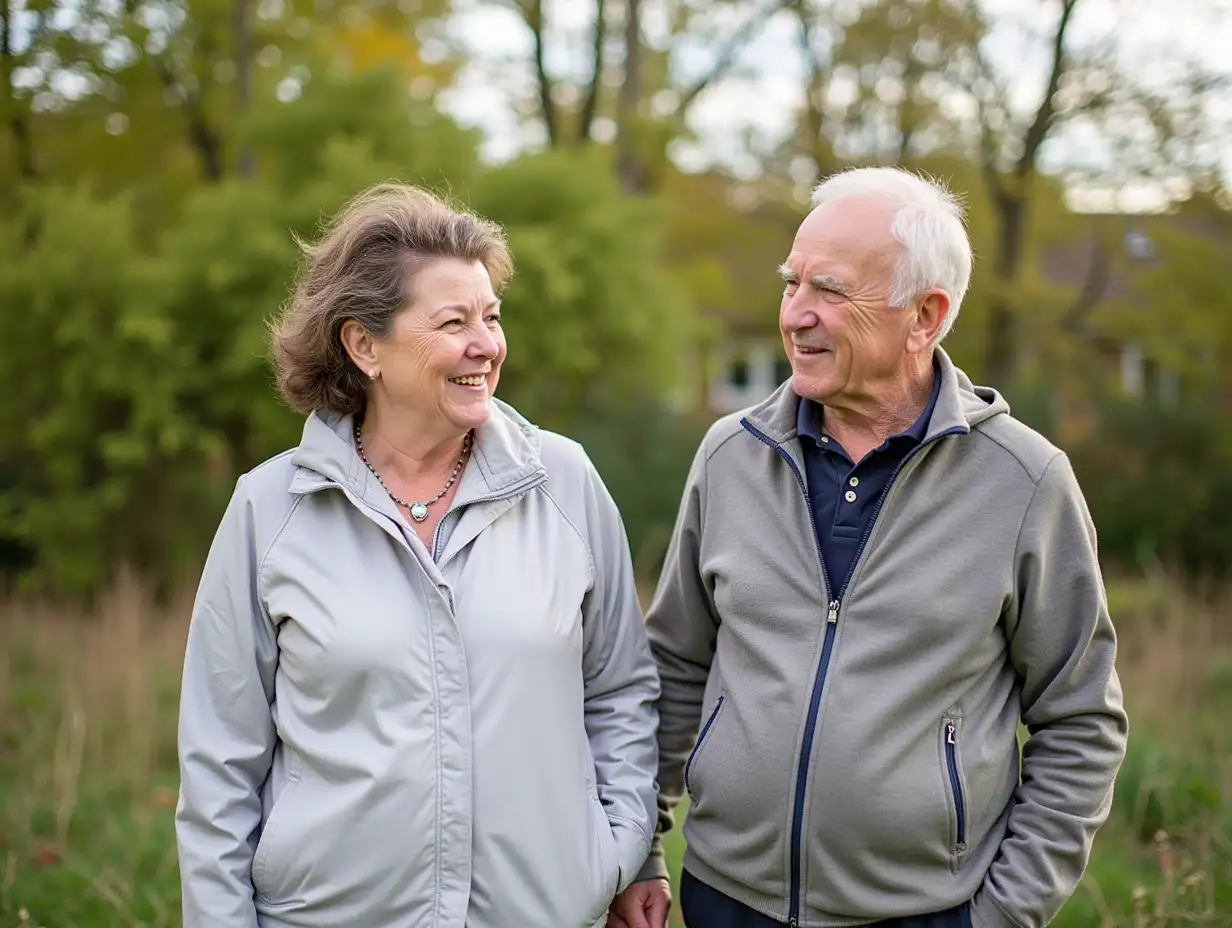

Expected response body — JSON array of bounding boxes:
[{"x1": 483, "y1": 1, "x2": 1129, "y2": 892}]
[
  {"x1": 684, "y1": 694, "x2": 725, "y2": 794},
  {"x1": 740, "y1": 420, "x2": 833, "y2": 928},
  {"x1": 945, "y1": 720, "x2": 967, "y2": 848},
  {"x1": 430, "y1": 472, "x2": 546, "y2": 561},
  {"x1": 741, "y1": 419, "x2": 965, "y2": 928}
]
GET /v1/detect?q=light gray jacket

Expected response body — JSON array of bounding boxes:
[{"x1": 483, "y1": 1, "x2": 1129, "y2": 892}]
[
  {"x1": 638, "y1": 350, "x2": 1128, "y2": 928},
  {"x1": 175, "y1": 399, "x2": 659, "y2": 928}
]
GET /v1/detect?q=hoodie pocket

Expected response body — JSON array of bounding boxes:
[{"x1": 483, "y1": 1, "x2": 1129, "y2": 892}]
[
  {"x1": 942, "y1": 717, "x2": 968, "y2": 855},
  {"x1": 684, "y1": 693, "x2": 725, "y2": 797}
]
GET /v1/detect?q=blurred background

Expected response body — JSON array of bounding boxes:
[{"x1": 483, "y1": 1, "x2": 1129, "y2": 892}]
[{"x1": 1, "y1": 0, "x2": 1231, "y2": 924}]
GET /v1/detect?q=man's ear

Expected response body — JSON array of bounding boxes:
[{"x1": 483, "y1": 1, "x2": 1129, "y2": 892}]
[{"x1": 907, "y1": 289, "x2": 950, "y2": 354}]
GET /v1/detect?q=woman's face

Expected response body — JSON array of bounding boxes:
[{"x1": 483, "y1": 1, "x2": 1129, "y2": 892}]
[{"x1": 350, "y1": 257, "x2": 506, "y2": 438}]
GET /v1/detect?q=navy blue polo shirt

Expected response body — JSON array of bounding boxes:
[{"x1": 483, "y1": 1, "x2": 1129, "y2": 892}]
[{"x1": 796, "y1": 364, "x2": 941, "y2": 599}]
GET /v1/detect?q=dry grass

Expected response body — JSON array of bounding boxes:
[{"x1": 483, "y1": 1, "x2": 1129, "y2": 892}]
[{"x1": 1, "y1": 569, "x2": 1230, "y2": 927}]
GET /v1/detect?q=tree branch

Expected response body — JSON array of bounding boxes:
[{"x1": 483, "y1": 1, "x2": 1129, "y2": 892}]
[
  {"x1": 525, "y1": 0, "x2": 557, "y2": 146},
  {"x1": 579, "y1": 0, "x2": 606, "y2": 142},
  {"x1": 1016, "y1": 0, "x2": 1079, "y2": 179},
  {"x1": 1062, "y1": 222, "x2": 1112, "y2": 334},
  {"x1": 154, "y1": 57, "x2": 223, "y2": 182},
  {"x1": 790, "y1": 0, "x2": 828, "y2": 174},
  {"x1": 674, "y1": 0, "x2": 791, "y2": 118}
]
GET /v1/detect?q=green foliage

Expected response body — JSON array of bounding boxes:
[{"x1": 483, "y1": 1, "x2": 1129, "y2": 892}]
[
  {"x1": 569, "y1": 399, "x2": 710, "y2": 582},
  {"x1": 469, "y1": 147, "x2": 694, "y2": 431},
  {"x1": 1063, "y1": 395, "x2": 1232, "y2": 575},
  {"x1": 0, "y1": 66, "x2": 698, "y2": 594}
]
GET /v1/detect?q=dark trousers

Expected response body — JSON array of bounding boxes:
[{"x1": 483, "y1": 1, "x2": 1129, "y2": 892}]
[{"x1": 680, "y1": 868, "x2": 973, "y2": 928}]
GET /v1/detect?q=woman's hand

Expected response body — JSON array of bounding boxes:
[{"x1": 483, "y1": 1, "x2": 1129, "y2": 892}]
[{"x1": 607, "y1": 877, "x2": 672, "y2": 928}]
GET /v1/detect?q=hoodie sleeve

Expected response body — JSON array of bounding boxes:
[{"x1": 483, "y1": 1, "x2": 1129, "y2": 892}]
[
  {"x1": 973, "y1": 453, "x2": 1129, "y2": 928},
  {"x1": 633, "y1": 441, "x2": 720, "y2": 883},
  {"x1": 175, "y1": 474, "x2": 280, "y2": 928},
  {"x1": 579, "y1": 457, "x2": 662, "y2": 895}
]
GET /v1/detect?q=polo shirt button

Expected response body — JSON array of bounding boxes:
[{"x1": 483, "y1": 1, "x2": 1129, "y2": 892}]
[
  {"x1": 845, "y1": 490, "x2": 857, "y2": 503},
  {"x1": 848, "y1": 477, "x2": 859, "y2": 487},
  {"x1": 821, "y1": 436, "x2": 830, "y2": 443}
]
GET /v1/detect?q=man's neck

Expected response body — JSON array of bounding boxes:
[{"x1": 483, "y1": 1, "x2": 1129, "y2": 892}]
[{"x1": 820, "y1": 364, "x2": 935, "y2": 463}]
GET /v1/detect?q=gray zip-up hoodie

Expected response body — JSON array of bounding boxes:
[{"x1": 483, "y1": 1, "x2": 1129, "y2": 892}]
[
  {"x1": 637, "y1": 350, "x2": 1128, "y2": 928},
  {"x1": 175, "y1": 400, "x2": 659, "y2": 928}
]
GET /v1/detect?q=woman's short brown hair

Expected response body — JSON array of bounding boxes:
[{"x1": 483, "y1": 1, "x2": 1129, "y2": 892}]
[{"x1": 269, "y1": 183, "x2": 514, "y2": 415}]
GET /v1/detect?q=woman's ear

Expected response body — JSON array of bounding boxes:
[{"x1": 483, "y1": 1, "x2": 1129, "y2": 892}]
[{"x1": 340, "y1": 320, "x2": 380, "y2": 379}]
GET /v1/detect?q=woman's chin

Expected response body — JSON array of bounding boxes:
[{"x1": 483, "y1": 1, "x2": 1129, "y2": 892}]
[{"x1": 446, "y1": 395, "x2": 492, "y2": 431}]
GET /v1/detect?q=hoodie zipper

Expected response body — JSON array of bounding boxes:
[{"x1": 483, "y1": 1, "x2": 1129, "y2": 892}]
[
  {"x1": 684, "y1": 694, "x2": 725, "y2": 794},
  {"x1": 945, "y1": 719, "x2": 967, "y2": 848},
  {"x1": 741, "y1": 418, "x2": 965, "y2": 928}
]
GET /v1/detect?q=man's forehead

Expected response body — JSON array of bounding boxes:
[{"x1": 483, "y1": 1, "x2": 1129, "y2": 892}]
[{"x1": 788, "y1": 202, "x2": 900, "y2": 271}]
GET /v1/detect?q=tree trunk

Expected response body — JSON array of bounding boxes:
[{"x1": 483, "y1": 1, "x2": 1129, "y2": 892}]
[
  {"x1": 528, "y1": 0, "x2": 557, "y2": 147},
  {"x1": 579, "y1": 0, "x2": 606, "y2": 143},
  {"x1": 980, "y1": 0, "x2": 1081, "y2": 390},
  {"x1": 156, "y1": 59, "x2": 224, "y2": 182},
  {"x1": 615, "y1": 0, "x2": 644, "y2": 192},
  {"x1": 234, "y1": 0, "x2": 255, "y2": 176},
  {"x1": 986, "y1": 191, "x2": 1025, "y2": 389},
  {"x1": 1, "y1": 0, "x2": 36, "y2": 179}
]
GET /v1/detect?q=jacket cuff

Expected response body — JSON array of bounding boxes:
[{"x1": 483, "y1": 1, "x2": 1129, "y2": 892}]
[
  {"x1": 632, "y1": 834, "x2": 670, "y2": 883},
  {"x1": 611, "y1": 817, "x2": 655, "y2": 894}
]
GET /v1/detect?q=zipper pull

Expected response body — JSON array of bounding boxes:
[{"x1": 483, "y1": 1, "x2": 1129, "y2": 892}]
[
  {"x1": 946, "y1": 722, "x2": 956, "y2": 745},
  {"x1": 827, "y1": 600, "x2": 839, "y2": 623}
]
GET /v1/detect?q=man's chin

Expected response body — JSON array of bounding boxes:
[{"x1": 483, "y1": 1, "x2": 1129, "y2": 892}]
[{"x1": 791, "y1": 372, "x2": 839, "y2": 403}]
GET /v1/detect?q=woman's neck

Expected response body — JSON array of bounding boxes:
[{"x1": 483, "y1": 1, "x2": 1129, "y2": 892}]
[{"x1": 358, "y1": 406, "x2": 470, "y2": 486}]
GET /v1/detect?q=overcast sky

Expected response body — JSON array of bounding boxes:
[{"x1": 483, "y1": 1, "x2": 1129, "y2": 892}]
[{"x1": 436, "y1": 0, "x2": 1232, "y2": 210}]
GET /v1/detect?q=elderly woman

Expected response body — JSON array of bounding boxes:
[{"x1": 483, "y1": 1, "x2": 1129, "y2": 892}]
[{"x1": 174, "y1": 183, "x2": 660, "y2": 928}]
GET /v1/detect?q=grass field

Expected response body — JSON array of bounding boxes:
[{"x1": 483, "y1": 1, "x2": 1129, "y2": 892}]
[{"x1": 2, "y1": 568, "x2": 1230, "y2": 927}]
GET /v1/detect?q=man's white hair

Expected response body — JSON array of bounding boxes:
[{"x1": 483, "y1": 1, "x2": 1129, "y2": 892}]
[{"x1": 810, "y1": 167, "x2": 972, "y2": 342}]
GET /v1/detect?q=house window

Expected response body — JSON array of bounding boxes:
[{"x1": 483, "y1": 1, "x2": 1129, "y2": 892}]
[
  {"x1": 1125, "y1": 229, "x2": 1154, "y2": 261},
  {"x1": 727, "y1": 356, "x2": 750, "y2": 389},
  {"x1": 773, "y1": 356, "x2": 792, "y2": 385}
]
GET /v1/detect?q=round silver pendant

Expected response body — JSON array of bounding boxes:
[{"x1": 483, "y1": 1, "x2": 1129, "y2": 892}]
[{"x1": 410, "y1": 503, "x2": 429, "y2": 522}]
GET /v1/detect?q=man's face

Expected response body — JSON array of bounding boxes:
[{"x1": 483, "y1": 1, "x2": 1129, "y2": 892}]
[{"x1": 778, "y1": 197, "x2": 915, "y2": 409}]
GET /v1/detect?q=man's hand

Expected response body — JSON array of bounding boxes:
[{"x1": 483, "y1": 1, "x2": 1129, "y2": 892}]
[{"x1": 607, "y1": 877, "x2": 672, "y2": 928}]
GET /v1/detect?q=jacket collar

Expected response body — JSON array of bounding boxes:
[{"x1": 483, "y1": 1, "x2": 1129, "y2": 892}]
[
  {"x1": 288, "y1": 397, "x2": 548, "y2": 509},
  {"x1": 742, "y1": 346, "x2": 1007, "y2": 446}
]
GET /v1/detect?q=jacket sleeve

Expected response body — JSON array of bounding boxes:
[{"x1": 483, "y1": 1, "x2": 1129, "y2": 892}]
[
  {"x1": 579, "y1": 458, "x2": 662, "y2": 895},
  {"x1": 175, "y1": 474, "x2": 280, "y2": 928},
  {"x1": 633, "y1": 442, "x2": 720, "y2": 883},
  {"x1": 973, "y1": 453, "x2": 1129, "y2": 928}
]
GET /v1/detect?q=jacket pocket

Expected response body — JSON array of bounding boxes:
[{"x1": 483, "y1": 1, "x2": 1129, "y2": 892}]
[
  {"x1": 587, "y1": 783, "x2": 621, "y2": 914},
  {"x1": 684, "y1": 693, "x2": 725, "y2": 797},
  {"x1": 253, "y1": 755, "x2": 305, "y2": 901},
  {"x1": 942, "y1": 717, "x2": 968, "y2": 855}
]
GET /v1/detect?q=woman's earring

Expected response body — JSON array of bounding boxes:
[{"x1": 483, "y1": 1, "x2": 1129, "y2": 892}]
[{"x1": 369, "y1": 369, "x2": 379, "y2": 379}]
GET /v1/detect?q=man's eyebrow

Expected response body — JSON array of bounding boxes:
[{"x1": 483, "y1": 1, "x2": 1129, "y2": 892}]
[
  {"x1": 778, "y1": 264, "x2": 847, "y2": 292},
  {"x1": 810, "y1": 274, "x2": 847, "y2": 292}
]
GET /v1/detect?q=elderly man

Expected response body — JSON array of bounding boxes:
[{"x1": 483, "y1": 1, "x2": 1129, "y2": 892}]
[{"x1": 609, "y1": 167, "x2": 1128, "y2": 928}]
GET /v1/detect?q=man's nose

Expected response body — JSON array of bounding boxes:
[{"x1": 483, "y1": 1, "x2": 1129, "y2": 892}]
[{"x1": 782, "y1": 290, "x2": 820, "y2": 330}]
